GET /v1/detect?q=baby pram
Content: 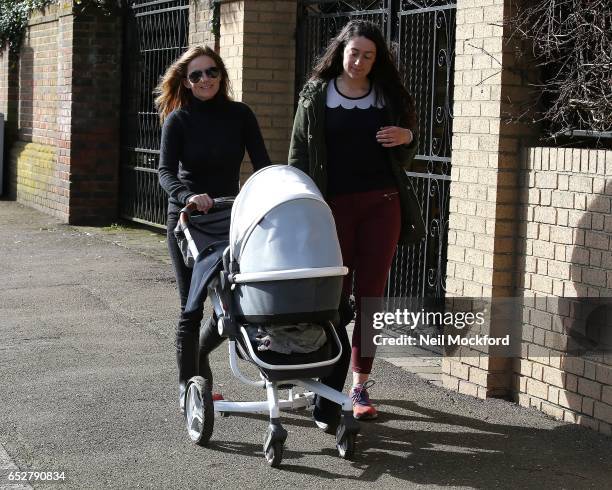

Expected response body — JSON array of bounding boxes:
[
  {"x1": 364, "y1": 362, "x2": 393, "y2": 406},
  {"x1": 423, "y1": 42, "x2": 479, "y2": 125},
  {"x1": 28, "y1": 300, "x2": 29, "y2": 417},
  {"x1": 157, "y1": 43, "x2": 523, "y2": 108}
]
[{"x1": 174, "y1": 165, "x2": 360, "y2": 467}]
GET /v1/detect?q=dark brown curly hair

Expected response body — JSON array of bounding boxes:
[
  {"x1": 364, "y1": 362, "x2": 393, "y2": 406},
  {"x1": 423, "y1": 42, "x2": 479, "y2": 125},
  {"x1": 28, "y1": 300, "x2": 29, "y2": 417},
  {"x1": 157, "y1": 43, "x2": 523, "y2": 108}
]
[{"x1": 311, "y1": 20, "x2": 416, "y2": 126}]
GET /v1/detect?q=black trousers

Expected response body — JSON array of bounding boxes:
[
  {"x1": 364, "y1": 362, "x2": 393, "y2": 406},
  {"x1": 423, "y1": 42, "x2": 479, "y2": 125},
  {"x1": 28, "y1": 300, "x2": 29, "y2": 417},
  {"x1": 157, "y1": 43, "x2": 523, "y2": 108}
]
[
  {"x1": 167, "y1": 212, "x2": 351, "y2": 411},
  {"x1": 167, "y1": 213, "x2": 224, "y2": 388},
  {"x1": 313, "y1": 296, "x2": 352, "y2": 422}
]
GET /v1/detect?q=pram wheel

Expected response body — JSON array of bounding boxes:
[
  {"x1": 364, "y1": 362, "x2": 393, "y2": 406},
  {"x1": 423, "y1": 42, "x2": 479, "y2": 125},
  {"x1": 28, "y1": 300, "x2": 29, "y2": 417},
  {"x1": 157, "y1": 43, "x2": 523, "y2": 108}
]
[
  {"x1": 336, "y1": 426, "x2": 356, "y2": 459},
  {"x1": 264, "y1": 441, "x2": 283, "y2": 468},
  {"x1": 263, "y1": 422, "x2": 287, "y2": 468},
  {"x1": 185, "y1": 376, "x2": 214, "y2": 446}
]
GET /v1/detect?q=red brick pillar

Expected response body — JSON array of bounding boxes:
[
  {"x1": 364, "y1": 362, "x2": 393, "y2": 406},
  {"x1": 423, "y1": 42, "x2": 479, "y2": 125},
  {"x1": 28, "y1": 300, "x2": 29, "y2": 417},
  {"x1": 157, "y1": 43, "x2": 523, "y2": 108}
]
[{"x1": 68, "y1": 5, "x2": 122, "y2": 224}]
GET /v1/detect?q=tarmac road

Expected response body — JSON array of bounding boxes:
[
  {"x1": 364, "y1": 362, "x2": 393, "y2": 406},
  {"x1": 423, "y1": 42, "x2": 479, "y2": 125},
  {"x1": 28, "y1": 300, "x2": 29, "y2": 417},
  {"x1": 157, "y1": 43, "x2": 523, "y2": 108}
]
[{"x1": 0, "y1": 201, "x2": 610, "y2": 489}]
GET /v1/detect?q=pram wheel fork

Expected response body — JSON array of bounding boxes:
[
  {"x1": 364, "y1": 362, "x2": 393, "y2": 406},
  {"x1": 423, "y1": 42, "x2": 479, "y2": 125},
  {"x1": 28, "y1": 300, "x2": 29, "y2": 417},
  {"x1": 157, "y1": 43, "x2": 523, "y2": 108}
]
[
  {"x1": 263, "y1": 428, "x2": 285, "y2": 468},
  {"x1": 336, "y1": 412, "x2": 359, "y2": 459},
  {"x1": 263, "y1": 380, "x2": 287, "y2": 467}
]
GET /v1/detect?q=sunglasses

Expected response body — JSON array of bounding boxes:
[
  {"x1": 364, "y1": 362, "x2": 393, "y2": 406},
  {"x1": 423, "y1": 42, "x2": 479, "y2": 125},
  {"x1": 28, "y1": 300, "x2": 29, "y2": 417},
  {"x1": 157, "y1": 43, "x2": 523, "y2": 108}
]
[{"x1": 187, "y1": 67, "x2": 220, "y2": 83}]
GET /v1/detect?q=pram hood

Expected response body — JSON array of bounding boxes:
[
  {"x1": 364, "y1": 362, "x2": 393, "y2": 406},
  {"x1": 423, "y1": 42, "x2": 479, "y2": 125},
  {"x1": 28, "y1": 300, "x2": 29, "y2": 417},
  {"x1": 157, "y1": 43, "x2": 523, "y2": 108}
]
[{"x1": 230, "y1": 165, "x2": 347, "y2": 283}]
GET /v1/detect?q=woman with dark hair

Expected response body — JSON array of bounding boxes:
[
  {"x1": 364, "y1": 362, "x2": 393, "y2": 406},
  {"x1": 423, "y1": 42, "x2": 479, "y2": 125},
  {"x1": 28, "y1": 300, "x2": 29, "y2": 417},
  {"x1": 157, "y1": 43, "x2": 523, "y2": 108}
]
[
  {"x1": 155, "y1": 45, "x2": 271, "y2": 413},
  {"x1": 289, "y1": 21, "x2": 425, "y2": 425}
]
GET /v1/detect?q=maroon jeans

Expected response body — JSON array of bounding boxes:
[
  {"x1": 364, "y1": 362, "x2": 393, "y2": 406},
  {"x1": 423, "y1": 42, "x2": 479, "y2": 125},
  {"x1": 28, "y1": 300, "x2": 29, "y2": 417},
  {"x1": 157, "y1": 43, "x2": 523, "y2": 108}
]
[{"x1": 329, "y1": 187, "x2": 401, "y2": 374}]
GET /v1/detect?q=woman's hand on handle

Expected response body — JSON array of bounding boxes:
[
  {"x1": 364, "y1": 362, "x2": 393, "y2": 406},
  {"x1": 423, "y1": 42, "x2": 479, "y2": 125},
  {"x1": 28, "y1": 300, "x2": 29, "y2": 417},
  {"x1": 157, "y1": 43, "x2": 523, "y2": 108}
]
[
  {"x1": 188, "y1": 193, "x2": 214, "y2": 213},
  {"x1": 376, "y1": 126, "x2": 413, "y2": 147}
]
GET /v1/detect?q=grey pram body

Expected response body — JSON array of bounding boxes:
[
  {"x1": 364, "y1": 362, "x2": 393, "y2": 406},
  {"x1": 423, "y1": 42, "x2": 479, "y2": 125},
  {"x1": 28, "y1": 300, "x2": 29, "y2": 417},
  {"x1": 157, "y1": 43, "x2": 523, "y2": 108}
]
[{"x1": 229, "y1": 164, "x2": 346, "y2": 323}]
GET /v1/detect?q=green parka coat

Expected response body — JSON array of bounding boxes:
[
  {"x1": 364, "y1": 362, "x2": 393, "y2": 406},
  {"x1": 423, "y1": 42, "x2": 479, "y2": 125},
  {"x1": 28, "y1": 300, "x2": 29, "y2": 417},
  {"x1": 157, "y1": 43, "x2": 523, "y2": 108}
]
[{"x1": 288, "y1": 79, "x2": 426, "y2": 245}]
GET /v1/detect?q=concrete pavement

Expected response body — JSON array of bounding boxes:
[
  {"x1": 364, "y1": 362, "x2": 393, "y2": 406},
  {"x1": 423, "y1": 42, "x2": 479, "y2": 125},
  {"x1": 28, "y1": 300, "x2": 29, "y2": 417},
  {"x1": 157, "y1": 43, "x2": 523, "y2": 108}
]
[{"x1": 0, "y1": 201, "x2": 610, "y2": 489}]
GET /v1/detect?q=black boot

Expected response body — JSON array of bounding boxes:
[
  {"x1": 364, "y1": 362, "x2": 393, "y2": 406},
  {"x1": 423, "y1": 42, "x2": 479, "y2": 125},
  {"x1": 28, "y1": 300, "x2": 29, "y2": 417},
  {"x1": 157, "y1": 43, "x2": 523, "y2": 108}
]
[
  {"x1": 198, "y1": 314, "x2": 225, "y2": 387},
  {"x1": 176, "y1": 309, "x2": 202, "y2": 413}
]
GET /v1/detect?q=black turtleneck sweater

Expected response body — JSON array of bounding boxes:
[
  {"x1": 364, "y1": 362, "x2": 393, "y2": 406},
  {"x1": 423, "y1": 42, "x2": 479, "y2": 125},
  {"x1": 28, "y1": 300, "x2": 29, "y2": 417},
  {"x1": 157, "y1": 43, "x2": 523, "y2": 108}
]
[{"x1": 158, "y1": 94, "x2": 271, "y2": 213}]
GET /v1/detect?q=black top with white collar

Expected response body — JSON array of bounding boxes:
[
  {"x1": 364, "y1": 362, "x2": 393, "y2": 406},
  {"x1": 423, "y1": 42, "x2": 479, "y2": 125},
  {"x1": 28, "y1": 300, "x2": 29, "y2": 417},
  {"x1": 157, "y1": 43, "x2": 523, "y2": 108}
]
[{"x1": 325, "y1": 79, "x2": 395, "y2": 196}]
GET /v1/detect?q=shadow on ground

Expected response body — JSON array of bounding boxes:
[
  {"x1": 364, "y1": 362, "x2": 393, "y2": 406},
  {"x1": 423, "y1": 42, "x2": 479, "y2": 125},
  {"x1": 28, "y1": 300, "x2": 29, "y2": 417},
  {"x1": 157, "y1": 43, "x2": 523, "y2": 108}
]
[{"x1": 199, "y1": 396, "x2": 609, "y2": 488}]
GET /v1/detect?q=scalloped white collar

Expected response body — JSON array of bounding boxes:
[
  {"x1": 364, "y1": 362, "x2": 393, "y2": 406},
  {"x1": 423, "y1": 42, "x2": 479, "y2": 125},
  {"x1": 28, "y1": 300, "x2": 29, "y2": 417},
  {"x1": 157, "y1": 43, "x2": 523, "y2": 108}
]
[{"x1": 326, "y1": 78, "x2": 384, "y2": 109}]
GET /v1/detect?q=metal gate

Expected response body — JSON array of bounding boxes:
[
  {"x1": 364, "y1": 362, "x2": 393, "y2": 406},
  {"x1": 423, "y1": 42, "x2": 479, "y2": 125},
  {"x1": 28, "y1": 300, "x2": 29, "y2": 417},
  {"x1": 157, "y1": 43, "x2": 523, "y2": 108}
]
[
  {"x1": 297, "y1": 0, "x2": 456, "y2": 302},
  {"x1": 120, "y1": 0, "x2": 190, "y2": 227}
]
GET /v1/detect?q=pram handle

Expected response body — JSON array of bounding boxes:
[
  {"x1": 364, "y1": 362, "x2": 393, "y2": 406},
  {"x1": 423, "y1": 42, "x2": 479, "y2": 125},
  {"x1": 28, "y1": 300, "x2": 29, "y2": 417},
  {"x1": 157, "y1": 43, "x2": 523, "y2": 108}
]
[{"x1": 179, "y1": 197, "x2": 235, "y2": 226}]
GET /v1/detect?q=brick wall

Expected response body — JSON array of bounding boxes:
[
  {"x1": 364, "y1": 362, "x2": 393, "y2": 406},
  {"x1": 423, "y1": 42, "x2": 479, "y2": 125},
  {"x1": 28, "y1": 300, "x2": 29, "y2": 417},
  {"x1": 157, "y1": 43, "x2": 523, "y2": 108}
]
[
  {"x1": 219, "y1": 0, "x2": 296, "y2": 181},
  {"x1": 240, "y1": 0, "x2": 296, "y2": 166},
  {"x1": 219, "y1": 1, "x2": 245, "y2": 101},
  {"x1": 514, "y1": 147, "x2": 612, "y2": 435},
  {"x1": 8, "y1": 3, "x2": 69, "y2": 218},
  {"x1": 190, "y1": 0, "x2": 216, "y2": 47},
  {"x1": 69, "y1": 6, "x2": 122, "y2": 224},
  {"x1": 4, "y1": 1, "x2": 121, "y2": 223},
  {"x1": 443, "y1": 0, "x2": 611, "y2": 436},
  {"x1": 18, "y1": 6, "x2": 62, "y2": 146},
  {"x1": 55, "y1": 2, "x2": 74, "y2": 217},
  {"x1": 443, "y1": 0, "x2": 533, "y2": 399}
]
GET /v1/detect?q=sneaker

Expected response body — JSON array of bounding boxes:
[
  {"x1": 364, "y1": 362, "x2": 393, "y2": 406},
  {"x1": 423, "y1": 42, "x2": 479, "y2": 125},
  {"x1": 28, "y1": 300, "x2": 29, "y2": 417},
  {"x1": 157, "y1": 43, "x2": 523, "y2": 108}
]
[
  {"x1": 313, "y1": 417, "x2": 339, "y2": 434},
  {"x1": 313, "y1": 404, "x2": 339, "y2": 434},
  {"x1": 351, "y1": 380, "x2": 378, "y2": 420}
]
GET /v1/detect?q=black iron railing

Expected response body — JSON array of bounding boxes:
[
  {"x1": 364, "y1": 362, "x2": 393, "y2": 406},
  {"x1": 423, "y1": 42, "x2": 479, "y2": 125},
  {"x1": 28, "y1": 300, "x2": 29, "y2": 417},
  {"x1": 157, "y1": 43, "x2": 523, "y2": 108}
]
[{"x1": 120, "y1": 0, "x2": 190, "y2": 228}]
